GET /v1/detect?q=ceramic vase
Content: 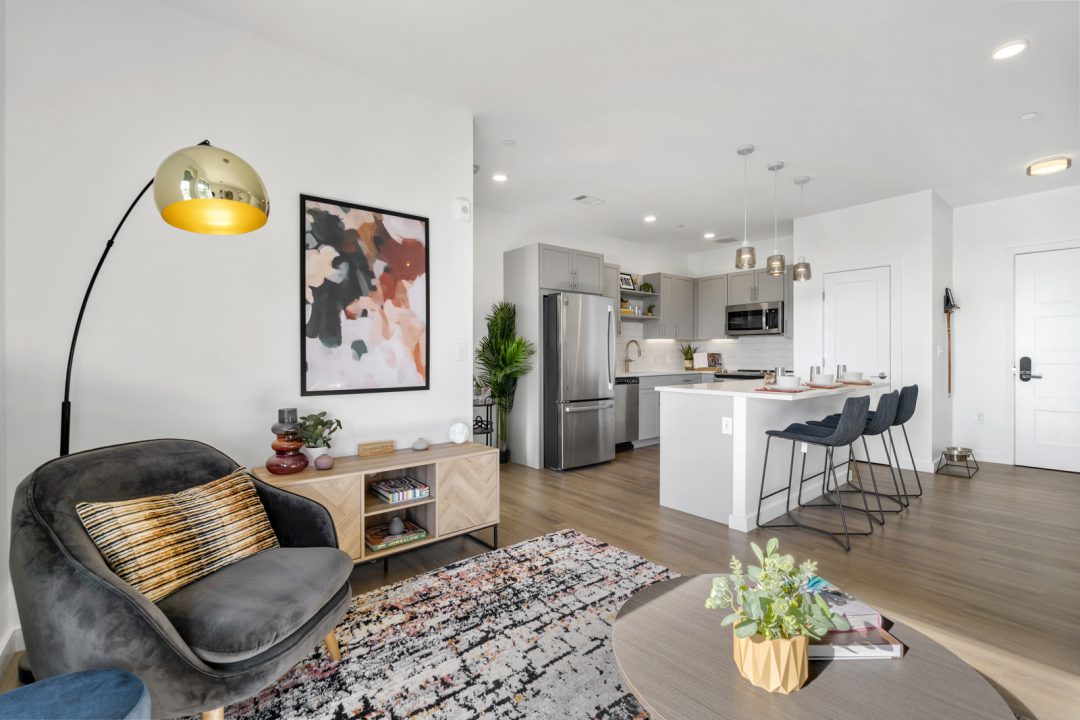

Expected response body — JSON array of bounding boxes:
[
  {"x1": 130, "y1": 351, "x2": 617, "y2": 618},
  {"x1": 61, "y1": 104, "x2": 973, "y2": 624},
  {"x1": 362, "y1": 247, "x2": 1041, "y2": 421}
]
[
  {"x1": 302, "y1": 446, "x2": 335, "y2": 470},
  {"x1": 266, "y1": 408, "x2": 308, "y2": 475},
  {"x1": 732, "y1": 632, "x2": 808, "y2": 694}
]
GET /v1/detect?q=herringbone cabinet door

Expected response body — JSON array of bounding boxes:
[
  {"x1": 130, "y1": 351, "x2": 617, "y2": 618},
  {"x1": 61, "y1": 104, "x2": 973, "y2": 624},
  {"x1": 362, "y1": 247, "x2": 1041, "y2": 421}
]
[
  {"x1": 285, "y1": 475, "x2": 366, "y2": 560},
  {"x1": 437, "y1": 454, "x2": 499, "y2": 535}
]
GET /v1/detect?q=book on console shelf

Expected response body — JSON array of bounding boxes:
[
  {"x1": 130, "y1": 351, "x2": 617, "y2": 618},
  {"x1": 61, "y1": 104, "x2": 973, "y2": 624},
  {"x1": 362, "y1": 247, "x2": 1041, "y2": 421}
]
[
  {"x1": 365, "y1": 519, "x2": 428, "y2": 552},
  {"x1": 370, "y1": 477, "x2": 430, "y2": 504},
  {"x1": 809, "y1": 626, "x2": 905, "y2": 660}
]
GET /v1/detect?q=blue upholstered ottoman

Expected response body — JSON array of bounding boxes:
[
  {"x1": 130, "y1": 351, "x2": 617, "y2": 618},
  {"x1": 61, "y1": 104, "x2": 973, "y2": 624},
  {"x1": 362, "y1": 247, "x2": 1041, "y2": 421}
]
[{"x1": 0, "y1": 669, "x2": 150, "y2": 720}]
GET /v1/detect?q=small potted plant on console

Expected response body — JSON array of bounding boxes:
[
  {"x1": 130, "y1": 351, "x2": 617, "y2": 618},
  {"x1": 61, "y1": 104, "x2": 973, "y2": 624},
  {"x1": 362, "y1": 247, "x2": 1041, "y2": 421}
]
[
  {"x1": 298, "y1": 411, "x2": 343, "y2": 470},
  {"x1": 705, "y1": 538, "x2": 850, "y2": 694}
]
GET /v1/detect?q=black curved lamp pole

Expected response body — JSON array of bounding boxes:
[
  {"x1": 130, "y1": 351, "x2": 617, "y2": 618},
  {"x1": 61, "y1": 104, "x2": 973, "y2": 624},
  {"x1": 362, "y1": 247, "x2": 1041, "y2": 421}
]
[{"x1": 59, "y1": 140, "x2": 212, "y2": 456}]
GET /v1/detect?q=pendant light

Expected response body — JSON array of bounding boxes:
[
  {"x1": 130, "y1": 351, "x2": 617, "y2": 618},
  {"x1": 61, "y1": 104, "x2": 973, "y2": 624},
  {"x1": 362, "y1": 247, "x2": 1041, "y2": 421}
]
[
  {"x1": 735, "y1": 144, "x2": 756, "y2": 269},
  {"x1": 766, "y1": 161, "x2": 786, "y2": 276},
  {"x1": 792, "y1": 175, "x2": 812, "y2": 281}
]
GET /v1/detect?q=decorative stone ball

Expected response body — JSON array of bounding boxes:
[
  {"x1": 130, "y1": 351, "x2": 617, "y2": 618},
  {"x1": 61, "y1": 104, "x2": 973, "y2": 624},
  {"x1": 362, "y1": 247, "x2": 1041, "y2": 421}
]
[
  {"x1": 448, "y1": 422, "x2": 470, "y2": 444},
  {"x1": 314, "y1": 454, "x2": 335, "y2": 470},
  {"x1": 388, "y1": 517, "x2": 405, "y2": 535},
  {"x1": 412, "y1": 437, "x2": 430, "y2": 451}
]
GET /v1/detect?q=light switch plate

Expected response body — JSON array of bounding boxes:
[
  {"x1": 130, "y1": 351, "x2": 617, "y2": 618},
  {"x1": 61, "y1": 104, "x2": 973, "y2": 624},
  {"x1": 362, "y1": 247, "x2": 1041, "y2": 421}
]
[{"x1": 721, "y1": 417, "x2": 732, "y2": 435}]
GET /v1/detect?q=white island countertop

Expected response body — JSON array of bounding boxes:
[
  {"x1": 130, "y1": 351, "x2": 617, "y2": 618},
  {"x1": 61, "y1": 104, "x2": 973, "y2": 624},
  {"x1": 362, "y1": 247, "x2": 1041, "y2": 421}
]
[{"x1": 656, "y1": 378, "x2": 885, "y2": 400}]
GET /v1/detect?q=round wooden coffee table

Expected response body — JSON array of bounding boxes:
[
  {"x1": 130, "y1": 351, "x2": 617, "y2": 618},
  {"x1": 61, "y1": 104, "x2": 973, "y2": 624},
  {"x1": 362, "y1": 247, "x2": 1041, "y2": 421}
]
[{"x1": 612, "y1": 575, "x2": 1013, "y2": 720}]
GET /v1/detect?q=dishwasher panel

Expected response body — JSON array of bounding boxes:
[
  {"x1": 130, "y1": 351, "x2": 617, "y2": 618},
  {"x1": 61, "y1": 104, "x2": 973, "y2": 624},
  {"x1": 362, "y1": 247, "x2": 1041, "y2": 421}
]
[{"x1": 614, "y1": 377, "x2": 640, "y2": 446}]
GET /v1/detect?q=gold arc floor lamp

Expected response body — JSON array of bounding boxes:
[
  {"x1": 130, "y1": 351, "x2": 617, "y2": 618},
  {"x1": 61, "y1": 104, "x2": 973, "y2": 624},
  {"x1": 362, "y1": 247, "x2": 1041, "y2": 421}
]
[{"x1": 59, "y1": 140, "x2": 269, "y2": 456}]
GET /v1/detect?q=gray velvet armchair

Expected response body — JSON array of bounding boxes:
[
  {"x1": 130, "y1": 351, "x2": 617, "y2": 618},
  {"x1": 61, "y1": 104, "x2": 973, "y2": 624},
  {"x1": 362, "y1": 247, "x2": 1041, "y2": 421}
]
[{"x1": 10, "y1": 439, "x2": 353, "y2": 719}]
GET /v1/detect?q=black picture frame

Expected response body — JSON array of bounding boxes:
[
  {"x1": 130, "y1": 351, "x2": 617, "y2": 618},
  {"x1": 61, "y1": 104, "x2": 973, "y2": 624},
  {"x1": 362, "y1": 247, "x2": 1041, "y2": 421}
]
[
  {"x1": 300, "y1": 194, "x2": 430, "y2": 396},
  {"x1": 619, "y1": 272, "x2": 635, "y2": 290}
]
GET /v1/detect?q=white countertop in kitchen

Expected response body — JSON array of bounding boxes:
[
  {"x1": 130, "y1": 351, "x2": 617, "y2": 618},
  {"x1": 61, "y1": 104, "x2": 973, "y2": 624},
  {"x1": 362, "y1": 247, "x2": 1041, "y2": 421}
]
[
  {"x1": 615, "y1": 370, "x2": 715, "y2": 378},
  {"x1": 655, "y1": 379, "x2": 886, "y2": 400}
]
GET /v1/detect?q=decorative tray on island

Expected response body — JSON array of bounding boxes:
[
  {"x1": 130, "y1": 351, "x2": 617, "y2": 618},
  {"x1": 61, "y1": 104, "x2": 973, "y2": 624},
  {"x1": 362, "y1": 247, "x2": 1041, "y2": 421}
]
[
  {"x1": 755, "y1": 386, "x2": 811, "y2": 394},
  {"x1": 805, "y1": 382, "x2": 843, "y2": 389},
  {"x1": 837, "y1": 379, "x2": 873, "y2": 386}
]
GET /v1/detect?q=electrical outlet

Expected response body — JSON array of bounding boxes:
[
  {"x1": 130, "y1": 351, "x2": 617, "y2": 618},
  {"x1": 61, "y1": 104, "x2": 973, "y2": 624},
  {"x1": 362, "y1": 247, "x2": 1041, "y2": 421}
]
[{"x1": 721, "y1": 417, "x2": 732, "y2": 435}]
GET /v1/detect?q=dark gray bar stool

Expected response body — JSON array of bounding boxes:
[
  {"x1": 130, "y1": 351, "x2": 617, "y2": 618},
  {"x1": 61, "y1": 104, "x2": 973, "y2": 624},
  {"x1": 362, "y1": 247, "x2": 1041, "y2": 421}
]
[
  {"x1": 756, "y1": 395, "x2": 872, "y2": 551},
  {"x1": 805, "y1": 390, "x2": 906, "y2": 518}
]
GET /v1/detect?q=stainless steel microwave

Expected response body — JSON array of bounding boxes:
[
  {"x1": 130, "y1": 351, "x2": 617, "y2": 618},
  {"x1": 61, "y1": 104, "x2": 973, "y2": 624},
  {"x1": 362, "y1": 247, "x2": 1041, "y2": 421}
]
[{"x1": 725, "y1": 302, "x2": 784, "y2": 336}]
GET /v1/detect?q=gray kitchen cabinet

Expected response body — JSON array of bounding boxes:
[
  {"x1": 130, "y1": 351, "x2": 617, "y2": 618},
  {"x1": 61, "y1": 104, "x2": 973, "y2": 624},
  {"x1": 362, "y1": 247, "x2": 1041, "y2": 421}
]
[
  {"x1": 727, "y1": 271, "x2": 756, "y2": 305},
  {"x1": 642, "y1": 273, "x2": 695, "y2": 339},
  {"x1": 603, "y1": 263, "x2": 620, "y2": 302},
  {"x1": 695, "y1": 275, "x2": 728, "y2": 339},
  {"x1": 538, "y1": 244, "x2": 605, "y2": 293},
  {"x1": 754, "y1": 268, "x2": 785, "y2": 303},
  {"x1": 636, "y1": 374, "x2": 707, "y2": 442}
]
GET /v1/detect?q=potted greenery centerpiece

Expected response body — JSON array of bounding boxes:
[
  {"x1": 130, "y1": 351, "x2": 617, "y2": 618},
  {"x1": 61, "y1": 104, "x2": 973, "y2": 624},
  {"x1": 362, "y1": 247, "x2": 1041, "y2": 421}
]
[
  {"x1": 298, "y1": 411, "x2": 343, "y2": 470},
  {"x1": 705, "y1": 538, "x2": 850, "y2": 694},
  {"x1": 475, "y1": 302, "x2": 536, "y2": 464},
  {"x1": 680, "y1": 343, "x2": 699, "y2": 370}
]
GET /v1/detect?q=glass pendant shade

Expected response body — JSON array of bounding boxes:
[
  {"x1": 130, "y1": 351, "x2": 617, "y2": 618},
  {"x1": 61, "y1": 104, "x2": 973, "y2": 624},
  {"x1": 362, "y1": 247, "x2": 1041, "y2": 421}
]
[
  {"x1": 735, "y1": 241, "x2": 756, "y2": 270},
  {"x1": 793, "y1": 256, "x2": 812, "y2": 281},
  {"x1": 154, "y1": 144, "x2": 269, "y2": 235},
  {"x1": 767, "y1": 253, "x2": 786, "y2": 276}
]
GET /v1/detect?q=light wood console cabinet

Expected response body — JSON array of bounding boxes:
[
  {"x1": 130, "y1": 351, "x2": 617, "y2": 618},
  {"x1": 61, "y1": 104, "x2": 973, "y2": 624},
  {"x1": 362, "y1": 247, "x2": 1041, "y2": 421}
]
[{"x1": 253, "y1": 442, "x2": 499, "y2": 563}]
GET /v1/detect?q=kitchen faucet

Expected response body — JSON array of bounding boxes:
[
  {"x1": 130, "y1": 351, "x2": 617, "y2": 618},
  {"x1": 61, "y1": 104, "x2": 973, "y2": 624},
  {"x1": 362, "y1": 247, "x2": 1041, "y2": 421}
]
[{"x1": 624, "y1": 339, "x2": 641, "y2": 373}]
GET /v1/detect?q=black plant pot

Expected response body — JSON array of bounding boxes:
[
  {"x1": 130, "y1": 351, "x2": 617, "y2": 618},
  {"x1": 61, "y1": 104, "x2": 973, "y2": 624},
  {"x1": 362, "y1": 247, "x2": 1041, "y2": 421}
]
[{"x1": 499, "y1": 448, "x2": 510, "y2": 464}]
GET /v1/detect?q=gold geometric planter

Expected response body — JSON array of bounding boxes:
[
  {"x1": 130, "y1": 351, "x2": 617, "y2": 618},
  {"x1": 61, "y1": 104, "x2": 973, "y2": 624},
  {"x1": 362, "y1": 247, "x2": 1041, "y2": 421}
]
[{"x1": 732, "y1": 631, "x2": 808, "y2": 694}]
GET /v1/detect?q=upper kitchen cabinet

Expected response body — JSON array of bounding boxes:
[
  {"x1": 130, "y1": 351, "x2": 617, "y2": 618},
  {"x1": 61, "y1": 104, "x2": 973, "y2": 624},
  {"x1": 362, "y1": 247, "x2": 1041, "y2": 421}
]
[
  {"x1": 642, "y1": 273, "x2": 695, "y2": 339},
  {"x1": 695, "y1": 274, "x2": 728, "y2": 339},
  {"x1": 539, "y1": 243, "x2": 604, "y2": 294},
  {"x1": 727, "y1": 271, "x2": 756, "y2": 305},
  {"x1": 727, "y1": 268, "x2": 785, "y2": 304},
  {"x1": 602, "y1": 263, "x2": 620, "y2": 303}
]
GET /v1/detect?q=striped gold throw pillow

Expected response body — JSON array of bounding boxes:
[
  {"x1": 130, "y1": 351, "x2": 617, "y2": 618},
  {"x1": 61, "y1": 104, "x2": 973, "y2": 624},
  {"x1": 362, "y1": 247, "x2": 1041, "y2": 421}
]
[{"x1": 76, "y1": 468, "x2": 279, "y2": 602}]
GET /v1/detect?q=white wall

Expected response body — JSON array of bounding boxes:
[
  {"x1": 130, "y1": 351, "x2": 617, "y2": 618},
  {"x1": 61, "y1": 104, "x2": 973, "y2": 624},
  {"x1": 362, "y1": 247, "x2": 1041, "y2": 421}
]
[
  {"x1": 794, "y1": 191, "x2": 949, "y2": 468},
  {"x1": 931, "y1": 193, "x2": 954, "y2": 462},
  {"x1": 952, "y1": 186, "x2": 1080, "y2": 463},
  {"x1": 3, "y1": 0, "x2": 474, "y2": 636},
  {"x1": 0, "y1": 0, "x2": 12, "y2": 666}
]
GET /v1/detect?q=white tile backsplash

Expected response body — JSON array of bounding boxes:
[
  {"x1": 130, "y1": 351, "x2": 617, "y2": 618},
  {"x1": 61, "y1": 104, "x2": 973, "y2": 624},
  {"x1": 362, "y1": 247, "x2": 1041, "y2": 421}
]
[{"x1": 617, "y1": 321, "x2": 794, "y2": 373}]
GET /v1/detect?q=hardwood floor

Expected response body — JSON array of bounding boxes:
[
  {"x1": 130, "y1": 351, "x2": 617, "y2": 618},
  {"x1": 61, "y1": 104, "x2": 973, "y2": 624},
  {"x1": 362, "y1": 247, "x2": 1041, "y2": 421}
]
[
  {"x1": 5, "y1": 447, "x2": 1075, "y2": 718},
  {"x1": 348, "y1": 445, "x2": 1078, "y2": 720}
]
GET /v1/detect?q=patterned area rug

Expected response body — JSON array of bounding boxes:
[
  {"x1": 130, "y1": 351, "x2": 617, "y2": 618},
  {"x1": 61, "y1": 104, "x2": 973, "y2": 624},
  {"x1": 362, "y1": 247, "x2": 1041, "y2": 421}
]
[{"x1": 220, "y1": 529, "x2": 673, "y2": 719}]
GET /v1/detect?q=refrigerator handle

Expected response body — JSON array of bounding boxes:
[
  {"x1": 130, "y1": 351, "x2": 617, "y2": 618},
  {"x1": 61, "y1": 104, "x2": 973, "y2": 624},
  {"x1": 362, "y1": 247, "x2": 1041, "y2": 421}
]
[{"x1": 607, "y1": 303, "x2": 614, "y2": 389}]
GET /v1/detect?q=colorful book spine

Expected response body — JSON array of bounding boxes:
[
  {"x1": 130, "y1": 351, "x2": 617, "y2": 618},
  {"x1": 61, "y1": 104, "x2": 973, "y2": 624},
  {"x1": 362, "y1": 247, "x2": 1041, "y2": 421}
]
[{"x1": 370, "y1": 477, "x2": 430, "y2": 504}]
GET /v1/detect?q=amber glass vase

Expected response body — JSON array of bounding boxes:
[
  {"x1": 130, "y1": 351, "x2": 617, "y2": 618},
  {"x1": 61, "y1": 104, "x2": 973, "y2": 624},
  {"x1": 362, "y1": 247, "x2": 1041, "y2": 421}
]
[{"x1": 266, "y1": 408, "x2": 309, "y2": 475}]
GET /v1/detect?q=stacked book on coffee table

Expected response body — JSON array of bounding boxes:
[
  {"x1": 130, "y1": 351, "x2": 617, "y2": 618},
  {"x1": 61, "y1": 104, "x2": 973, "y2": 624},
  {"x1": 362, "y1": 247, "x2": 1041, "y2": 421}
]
[{"x1": 807, "y1": 576, "x2": 905, "y2": 660}]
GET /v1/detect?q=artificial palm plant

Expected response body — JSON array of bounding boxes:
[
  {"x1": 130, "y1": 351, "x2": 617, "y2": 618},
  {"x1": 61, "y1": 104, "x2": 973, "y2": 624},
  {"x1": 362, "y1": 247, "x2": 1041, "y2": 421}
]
[{"x1": 475, "y1": 302, "x2": 536, "y2": 462}]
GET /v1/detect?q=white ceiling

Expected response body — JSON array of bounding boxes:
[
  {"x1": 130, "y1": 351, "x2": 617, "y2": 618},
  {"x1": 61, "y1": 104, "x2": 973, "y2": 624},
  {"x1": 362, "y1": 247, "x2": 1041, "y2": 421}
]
[{"x1": 171, "y1": 0, "x2": 1079, "y2": 251}]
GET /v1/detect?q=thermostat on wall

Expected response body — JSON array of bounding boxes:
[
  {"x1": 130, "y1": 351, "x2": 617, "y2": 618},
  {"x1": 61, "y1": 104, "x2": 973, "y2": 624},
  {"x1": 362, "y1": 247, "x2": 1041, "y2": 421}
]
[{"x1": 454, "y1": 197, "x2": 472, "y2": 222}]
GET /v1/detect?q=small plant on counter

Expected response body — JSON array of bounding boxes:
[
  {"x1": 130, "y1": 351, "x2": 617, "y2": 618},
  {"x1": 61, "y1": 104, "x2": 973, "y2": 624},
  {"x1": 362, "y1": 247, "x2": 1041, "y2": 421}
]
[
  {"x1": 679, "y1": 344, "x2": 699, "y2": 362},
  {"x1": 298, "y1": 411, "x2": 343, "y2": 449},
  {"x1": 705, "y1": 538, "x2": 850, "y2": 640}
]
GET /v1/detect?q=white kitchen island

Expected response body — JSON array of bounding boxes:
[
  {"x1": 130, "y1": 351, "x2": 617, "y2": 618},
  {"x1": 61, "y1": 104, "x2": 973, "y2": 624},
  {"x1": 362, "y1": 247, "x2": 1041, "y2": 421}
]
[{"x1": 656, "y1": 380, "x2": 886, "y2": 532}]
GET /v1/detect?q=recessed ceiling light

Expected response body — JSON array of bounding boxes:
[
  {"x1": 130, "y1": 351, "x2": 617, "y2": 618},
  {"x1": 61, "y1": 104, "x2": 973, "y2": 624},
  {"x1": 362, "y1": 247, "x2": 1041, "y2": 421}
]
[
  {"x1": 1026, "y1": 156, "x2": 1072, "y2": 176},
  {"x1": 703, "y1": 232, "x2": 716, "y2": 239},
  {"x1": 643, "y1": 215, "x2": 657, "y2": 223},
  {"x1": 992, "y1": 38, "x2": 1029, "y2": 60},
  {"x1": 1018, "y1": 111, "x2": 1039, "y2": 121},
  {"x1": 492, "y1": 173, "x2": 508, "y2": 182}
]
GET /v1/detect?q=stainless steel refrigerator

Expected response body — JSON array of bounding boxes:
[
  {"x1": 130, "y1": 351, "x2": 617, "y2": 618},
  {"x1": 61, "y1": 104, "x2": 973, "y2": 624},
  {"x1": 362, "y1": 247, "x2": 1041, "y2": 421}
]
[{"x1": 543, "y1": 292, "x2": 616, "y2": 470}]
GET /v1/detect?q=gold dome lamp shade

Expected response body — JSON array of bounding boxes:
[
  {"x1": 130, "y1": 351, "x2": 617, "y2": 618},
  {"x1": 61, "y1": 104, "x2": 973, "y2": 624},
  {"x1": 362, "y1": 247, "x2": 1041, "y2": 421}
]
[
  {"x1": 60, "y1": 141, "x2": 267, "y2": 456},
  {"x1": 154, "y1": 143, "x2": 269, "y2": 234}
]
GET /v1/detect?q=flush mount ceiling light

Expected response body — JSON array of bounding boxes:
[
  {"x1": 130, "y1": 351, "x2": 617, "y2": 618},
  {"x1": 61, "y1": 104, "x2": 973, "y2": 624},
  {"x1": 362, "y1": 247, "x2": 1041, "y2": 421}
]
[
  {"x1": 1026, "y1": 155, "x2": 1072, "y2": 176},
  {"x1": 1018, "y1": 111, "x2": 1040, "y2": 121},
  {"x1": 643, "y1": 215, "x2": 657, "y2": 223},
  {"x1": 992, "y1": 37, "x2": 1029, "y2": 60},
  {"x1": 492, "y1": 172, "x2": 508, "y2": 182},
  {"x1": 703, "y1": 232, "x2": 716, "y2": 239},
  {"x1": 735, "y1": 144, "x2": 756, "y2": 270},
  {"x1": 792, "y1": 176, "x2": 812, "y2": 282},
  {"x1": 766, "y1": 161, "x2": 786, "y2": 276}
]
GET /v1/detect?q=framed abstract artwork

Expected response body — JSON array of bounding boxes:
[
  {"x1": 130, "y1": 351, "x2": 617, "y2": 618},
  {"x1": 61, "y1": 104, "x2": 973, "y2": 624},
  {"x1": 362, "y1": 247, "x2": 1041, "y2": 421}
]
[{"x1": 301, "y1": 194, "x2": 429, "y2": 395}]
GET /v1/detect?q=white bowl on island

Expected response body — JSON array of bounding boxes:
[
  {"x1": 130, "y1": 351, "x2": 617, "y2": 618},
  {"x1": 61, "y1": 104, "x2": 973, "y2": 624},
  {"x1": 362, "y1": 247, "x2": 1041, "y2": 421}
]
[
  {"x1": 813, "y1": 374, "x2": 835, "y2": 385},
  {"x1": 775, "y1": 375, "x2": 802, "y2": 390},
  {"x1": 841, "y1": 371, "x2": 864, "y2": 381}
]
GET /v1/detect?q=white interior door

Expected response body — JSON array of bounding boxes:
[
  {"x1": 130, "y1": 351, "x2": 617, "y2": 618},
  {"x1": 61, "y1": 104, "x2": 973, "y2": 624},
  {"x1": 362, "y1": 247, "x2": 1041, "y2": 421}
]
[
  {"x1": 1015, "y1": 248, "x2": 1080, "y2": 472},
  {"x1": 823, "y1": 266, "x2": 891, "y2": 384}
]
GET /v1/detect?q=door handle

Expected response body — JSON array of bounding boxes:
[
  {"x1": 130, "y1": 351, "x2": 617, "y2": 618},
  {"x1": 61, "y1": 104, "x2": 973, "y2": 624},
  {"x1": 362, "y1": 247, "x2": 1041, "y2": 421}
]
[
  {"x1": 565, "y1": 403, "x2": 614, "y2": 413},
  {"x1": 1018, "y1": 356, "x2": 1041, "y2": 381}
]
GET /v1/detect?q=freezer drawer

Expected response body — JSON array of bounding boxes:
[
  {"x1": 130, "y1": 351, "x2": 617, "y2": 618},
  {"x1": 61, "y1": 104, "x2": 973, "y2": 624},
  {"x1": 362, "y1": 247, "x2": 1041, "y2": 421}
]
[{"x1": 546, "y1": 400, "x2": 616, "y2": 470}]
